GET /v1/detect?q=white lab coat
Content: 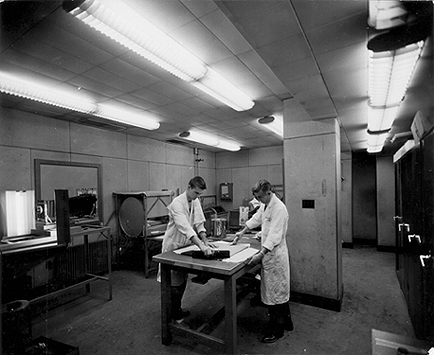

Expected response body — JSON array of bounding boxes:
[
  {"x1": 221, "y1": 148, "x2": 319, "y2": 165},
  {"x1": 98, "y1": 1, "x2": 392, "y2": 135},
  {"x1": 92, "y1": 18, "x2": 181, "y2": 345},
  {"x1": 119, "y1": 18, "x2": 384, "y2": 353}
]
[
  {"x1": 158, "y1": 191, "x2": 206, "y2": 285},
  {"x1": 246, "y1": 193, "x2": 290, "y2": 305}
]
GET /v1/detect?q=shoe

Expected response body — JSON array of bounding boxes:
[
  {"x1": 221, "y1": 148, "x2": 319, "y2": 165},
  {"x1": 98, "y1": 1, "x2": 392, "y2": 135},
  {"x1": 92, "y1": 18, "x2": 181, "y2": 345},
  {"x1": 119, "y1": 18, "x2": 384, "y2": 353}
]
[
  {"x1": 284, "y1": 319, "x2": 294, "y2": 331},
  {"x1": 172, "y1": 309, "x2": 190, "y2": 321},
  {"x1": 261, "y1": 333, "x2": 283, "y2": 343}
]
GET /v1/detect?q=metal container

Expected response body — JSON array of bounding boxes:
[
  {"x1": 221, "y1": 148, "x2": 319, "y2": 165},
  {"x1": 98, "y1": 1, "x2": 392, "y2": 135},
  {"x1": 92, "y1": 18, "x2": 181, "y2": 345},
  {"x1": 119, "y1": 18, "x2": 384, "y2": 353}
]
[{"x1": 211, "y1": 218, "x2": 227, "y2": 238}]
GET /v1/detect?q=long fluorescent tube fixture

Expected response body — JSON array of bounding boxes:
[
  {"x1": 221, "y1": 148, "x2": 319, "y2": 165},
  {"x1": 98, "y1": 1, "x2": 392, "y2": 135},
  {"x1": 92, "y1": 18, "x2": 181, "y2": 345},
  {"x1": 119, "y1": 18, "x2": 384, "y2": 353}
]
[
  {"x1": 368, "y1": 105, "x2": 400, "y2": 132},
  {"x1": 0, "y1": 71, "x2": 96, "y2": 114},
  {"x1": 179, "y1": 131, "x2": 241, "y2": 151},
  {"x1": 258, "y1": 116, "x2": 283, "y2": 137},
  {"x1": 368, "y1": 0, "x2": 407, "y2": 30},
  {"x1": 0, "y1": 72, "x2": 160, "y2": 131},
  {"x1": 63, "y1": 0, "x2": 206, "y2": 82},
  {"x1": 368, "y1": 42, "x2": 423, "y2": 108},
  {"x1": 95, "y1": 103, "x2": 160, "y2": 131},
  {"x1": 367, "y1": 130, "x2": 389, "y2": 153},
  {"x1": 191, "y1": 68, "x2": 254, "y2": 112},
  {"x1": 63, "y1": 0, "x2": 254, "y2": 112}
]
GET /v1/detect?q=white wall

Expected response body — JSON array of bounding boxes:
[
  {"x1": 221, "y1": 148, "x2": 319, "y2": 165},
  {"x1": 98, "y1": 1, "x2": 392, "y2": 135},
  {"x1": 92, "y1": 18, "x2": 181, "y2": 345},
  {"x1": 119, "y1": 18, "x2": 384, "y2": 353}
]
[
  {"x1": 215, "y1": 145, "x2": 283, "y2": 210},
  {"x1": 0, "y1": 107, "x2": 216, "y2": 237}
]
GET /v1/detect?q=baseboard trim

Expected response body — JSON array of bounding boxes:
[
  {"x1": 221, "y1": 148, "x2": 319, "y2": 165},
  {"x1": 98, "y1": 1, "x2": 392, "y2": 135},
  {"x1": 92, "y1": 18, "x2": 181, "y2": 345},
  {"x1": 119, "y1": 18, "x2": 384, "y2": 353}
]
[
  {"x1": 290, "y1": 289, "x2": 343, "y2": 312},
  {"x1": 342, "y1": 242, "x2": 353, "y2": 249},
  {"x1": 377, "y1": 245, "x2": 395, "y2": 253}
]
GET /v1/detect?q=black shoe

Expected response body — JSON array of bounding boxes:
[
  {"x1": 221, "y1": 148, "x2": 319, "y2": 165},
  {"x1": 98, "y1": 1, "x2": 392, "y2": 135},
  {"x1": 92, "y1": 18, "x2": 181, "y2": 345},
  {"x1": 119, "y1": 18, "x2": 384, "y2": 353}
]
[
  {"x1": 261, "y1": 333, "x2": 283, "y2": 343},
  {"x1": 172, "y1": 309, "x2": 190, "y2": 321},
  {"x1": 284, "y1": 319, "x2": 294, "y2": 331}
]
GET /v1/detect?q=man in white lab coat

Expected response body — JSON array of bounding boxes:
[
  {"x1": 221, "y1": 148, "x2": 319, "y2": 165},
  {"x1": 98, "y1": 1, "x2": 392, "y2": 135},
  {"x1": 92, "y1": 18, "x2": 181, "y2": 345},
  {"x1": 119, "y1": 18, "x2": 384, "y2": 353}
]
[
  {"x1": 233, "y1": 179, "x2": 293, "y2": 343},
  {"x1": 159, "y1": 176, "x2": 214, "y2": 323}
]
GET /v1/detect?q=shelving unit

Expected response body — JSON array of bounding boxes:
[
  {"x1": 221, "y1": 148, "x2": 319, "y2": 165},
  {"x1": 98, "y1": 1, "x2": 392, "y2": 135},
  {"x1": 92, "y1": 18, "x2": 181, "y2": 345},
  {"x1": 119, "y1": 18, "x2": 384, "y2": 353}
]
[{"x1": 113, "y1": 190, "x2": 174, "y2": 278}]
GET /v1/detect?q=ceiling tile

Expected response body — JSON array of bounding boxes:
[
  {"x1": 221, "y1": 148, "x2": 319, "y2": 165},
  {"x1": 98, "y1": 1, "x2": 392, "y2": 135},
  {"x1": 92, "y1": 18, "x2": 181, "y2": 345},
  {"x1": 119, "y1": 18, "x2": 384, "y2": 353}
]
[
  {"x1": 200, "y1": 9, "x2": 252, "y2": 55},
  {"x1": 82, "y1": 67, "x2": 142, "y2": 93},
  {"x1": 169, "y1": 19, "x2": 233, "y2": 65},
  {"x1": 292, "y1": 0, "x2": 367, "y2": 32},
  {"x1": 232, "y1": 2, "x2": 301, "y2": 49},
  {"x1": 180, "y1": 0, "x2": 219, "y2": 18},
  {"x1": 306, "y1": 12, "x2": 368, "y2": 55},
  {"x1": 256, "y1": 33, "x2": 313, "y2": 67},
  {"x1": 99, "y1": 59, "x2": 160, "y2": 88},
  {"x1": 145, "y1": 81, "x2": 193, "y2": 102}
]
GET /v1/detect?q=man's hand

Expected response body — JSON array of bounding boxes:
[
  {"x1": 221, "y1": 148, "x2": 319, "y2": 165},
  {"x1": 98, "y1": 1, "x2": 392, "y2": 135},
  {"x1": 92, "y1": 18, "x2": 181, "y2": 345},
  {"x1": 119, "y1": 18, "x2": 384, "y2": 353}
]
[
  {"x1": 200, "y1": 244, "x2": 213, "y2": 256},
  {"x1": 231, "y1": 231, "x2": 244, "y2": 245},
  {"x1": 247, "y1": 251, "x2": 263, "y2": 265}
]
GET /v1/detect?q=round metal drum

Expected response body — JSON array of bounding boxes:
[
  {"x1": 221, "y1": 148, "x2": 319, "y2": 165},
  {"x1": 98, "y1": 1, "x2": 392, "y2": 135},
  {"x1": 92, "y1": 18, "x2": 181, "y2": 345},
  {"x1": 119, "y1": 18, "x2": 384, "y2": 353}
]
[{"x1": 119, "y1": 197, "x2": 144, "y2": 238}]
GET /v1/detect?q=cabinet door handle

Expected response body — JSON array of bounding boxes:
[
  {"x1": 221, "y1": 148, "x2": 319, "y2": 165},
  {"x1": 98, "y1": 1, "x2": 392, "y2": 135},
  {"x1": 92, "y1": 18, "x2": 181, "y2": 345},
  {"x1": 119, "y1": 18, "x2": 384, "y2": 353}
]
[
  {"x1": 408, "y1": 234, "x2": 421, "y2": 243},
  {"x1": 420, "y1": 255, "x2": 432, "y2": 267},
  {"x1": 398, "y1": 223, "x2": 410, "y2": 232}
]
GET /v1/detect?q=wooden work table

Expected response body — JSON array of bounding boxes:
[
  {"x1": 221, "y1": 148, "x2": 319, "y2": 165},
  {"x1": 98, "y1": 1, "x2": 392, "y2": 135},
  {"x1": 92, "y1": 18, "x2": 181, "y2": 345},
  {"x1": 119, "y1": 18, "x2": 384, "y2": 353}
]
[{"x1": 153, "y1": 234, "x2": 260, "y2": 355}]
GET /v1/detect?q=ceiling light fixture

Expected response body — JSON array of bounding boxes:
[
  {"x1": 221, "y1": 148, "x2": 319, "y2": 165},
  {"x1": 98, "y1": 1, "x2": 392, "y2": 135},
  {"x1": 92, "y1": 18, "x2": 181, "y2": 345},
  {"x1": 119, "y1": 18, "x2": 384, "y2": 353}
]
[
  {"x1": 179, "y1": 131, "x2": 219, "y2": 147},
  {"x1": 95, "y1": 103, "x2": 160, "y2": 131},
  {"x1": 63, "y1": 0, "x2": 206, "y2": 82},
  {"x1": 366, "y1": 24, "x2": 427, "y2": 152},
  {"x1": 368, "y1": 42, "x2": 423, "y2": 108},
  {"x1": 63, "y1": 0, "x2": 254, "y2": 112},
  {"x1": 367, "y1": 105, "x2": 400, "y2": 132},
  {"x1": 178, "y1": 131, "x2": 241, "y2": 151},
  {"x1": 0, "y1": 71, "x2": 96, "y2": 114},
  {"x1": 367, "y1": 130, "x2": 390, "y2": 154},
  {"x1": 191, "y1": 68, "x2": 254, "y2": 112},
  {"x1": 368, "y1": 0, "x2": 407, "y2": 30},
  {"x1": 216, "y1": 140, "x2": 241, "y2": 152},
  {"x1": 258, "y1": 116, "x2": 283, "y2": 137},
  {"x1": 0, "y1": 72, "x2": 160, "y2": 131}
]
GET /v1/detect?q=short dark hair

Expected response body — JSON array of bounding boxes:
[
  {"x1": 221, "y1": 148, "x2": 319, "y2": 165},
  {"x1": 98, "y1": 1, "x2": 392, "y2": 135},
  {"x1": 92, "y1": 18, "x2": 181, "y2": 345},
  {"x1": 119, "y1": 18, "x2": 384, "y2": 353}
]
[
  {"x1": 252, "y1": 179, "x2": 271, "y2": 195},
  {"x1": 189, "y1": 176, "x2": 207, "y2": 190}
]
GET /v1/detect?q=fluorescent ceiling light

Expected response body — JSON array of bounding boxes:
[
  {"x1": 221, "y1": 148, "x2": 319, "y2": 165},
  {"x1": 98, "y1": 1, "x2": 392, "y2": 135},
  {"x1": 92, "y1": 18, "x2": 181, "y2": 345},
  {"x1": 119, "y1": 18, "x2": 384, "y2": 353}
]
[
  {"x1": 63, "y1": 0, "x2": 206, "y2": 82},
  {"x1": 216, "y1": 140, "x2": 241, "y2": 152},
  {"x1": 368, "y1": 42, "x2": 423, "y2": 107},
  {"x1": 0, "y1": 72, "x2": 160, "y2": 131},
  {"x1": 368, "y1": 0, "x2": 407, "y2": 30},
  {"x1": 0, "y1": 71, "x2": 96, "y2": 114},
  {"x1": 179, "y1": 131, "x2": 219, "y2": 147},
  {"x1": 258, "y1": 116, "x2": 283, "y2": 137},
  {"x1": 191, "y1": 68, "x2": 254, "y2": 112},
  {"x1": 64, "y1": 0, "x2": 255, "y2": 112},
  {"x1": 368, "y1": 105, "x2": 400, "y2": 132},
  {"x1": 179, "y1": 131, "x2": 241, "y2": 151},
  {"x1": 95, "y1": 103, "x2": 160, "y2": 131},
  {"x1": 367, "y1": 130, "x2": 389, "y2": 154}
]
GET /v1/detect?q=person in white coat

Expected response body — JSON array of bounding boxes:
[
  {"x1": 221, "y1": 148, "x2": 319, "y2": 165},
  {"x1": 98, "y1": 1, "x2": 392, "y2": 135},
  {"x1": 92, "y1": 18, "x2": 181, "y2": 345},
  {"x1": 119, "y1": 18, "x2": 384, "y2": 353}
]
[
  {"x1": 232, "y1": 179, "x2": 293, "y2": 343},
  {"x1": 159, "y1": 176, "x2": 214, "y2": 323}
]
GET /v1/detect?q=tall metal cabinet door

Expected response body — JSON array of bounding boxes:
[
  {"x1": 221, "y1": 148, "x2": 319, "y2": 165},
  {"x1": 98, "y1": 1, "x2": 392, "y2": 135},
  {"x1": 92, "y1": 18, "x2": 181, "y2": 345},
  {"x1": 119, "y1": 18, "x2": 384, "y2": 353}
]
[
  {"x1": 421, "y1": 129, "x2": 434, "y2": 342},
  {"x1": 400, "y1": 144, "x2": 425, "y2": 336}
]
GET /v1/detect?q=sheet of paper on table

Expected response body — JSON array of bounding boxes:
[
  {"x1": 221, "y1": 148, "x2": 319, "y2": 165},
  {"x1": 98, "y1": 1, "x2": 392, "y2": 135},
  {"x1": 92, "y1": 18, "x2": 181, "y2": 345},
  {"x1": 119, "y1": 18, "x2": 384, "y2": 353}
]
[{"x1": 174, "y1": 241, "x2": 258, "y2": 262}]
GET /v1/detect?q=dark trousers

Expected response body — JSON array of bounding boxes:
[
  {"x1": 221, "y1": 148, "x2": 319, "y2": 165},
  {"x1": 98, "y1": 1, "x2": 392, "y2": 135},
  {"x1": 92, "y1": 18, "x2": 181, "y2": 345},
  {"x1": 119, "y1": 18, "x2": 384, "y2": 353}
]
[
  {"x1": 171, "y1": 281, "x2": 187, "y2": 319},
  {"x1": 267, "y1": 301, "x2": 293, "y2": 337}
]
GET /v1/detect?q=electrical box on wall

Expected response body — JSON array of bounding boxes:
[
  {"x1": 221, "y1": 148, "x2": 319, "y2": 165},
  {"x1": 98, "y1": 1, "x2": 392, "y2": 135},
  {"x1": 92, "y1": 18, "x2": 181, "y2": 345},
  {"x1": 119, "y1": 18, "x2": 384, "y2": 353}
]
[{"x1": 219, "y1": 182, "x2": 233, "y2": 201}]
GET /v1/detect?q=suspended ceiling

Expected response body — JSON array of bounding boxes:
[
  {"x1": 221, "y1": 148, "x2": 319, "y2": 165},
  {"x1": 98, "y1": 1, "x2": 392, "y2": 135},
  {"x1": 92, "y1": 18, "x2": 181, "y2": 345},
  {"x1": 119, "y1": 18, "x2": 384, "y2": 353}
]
[{"x1": 0, "y1": 0, "x2": 433, "y2": 155}]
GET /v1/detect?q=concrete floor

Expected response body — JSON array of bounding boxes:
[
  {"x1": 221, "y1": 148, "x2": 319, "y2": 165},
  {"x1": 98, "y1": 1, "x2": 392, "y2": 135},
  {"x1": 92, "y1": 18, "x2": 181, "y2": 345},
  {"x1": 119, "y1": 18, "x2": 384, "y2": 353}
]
[{"x1": 31, "y1": 245, "x2": 415, "y2": 355}]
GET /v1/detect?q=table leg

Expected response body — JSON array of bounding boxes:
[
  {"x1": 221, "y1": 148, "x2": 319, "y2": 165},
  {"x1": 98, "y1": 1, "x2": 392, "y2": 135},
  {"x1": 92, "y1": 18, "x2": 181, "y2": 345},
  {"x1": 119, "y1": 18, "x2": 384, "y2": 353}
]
[
  {"x1": 160, "y1": 265, "x2": 172, "y2": 345},
  {"x1": 107, "y1": 231, "x2": 112, "y2": 300},
  {"x1": 84, "y1": 234, "x2": 90, "y2": 294},
  {"x1": 224, "y1": 276, "x2": 237, "y2": 355}
]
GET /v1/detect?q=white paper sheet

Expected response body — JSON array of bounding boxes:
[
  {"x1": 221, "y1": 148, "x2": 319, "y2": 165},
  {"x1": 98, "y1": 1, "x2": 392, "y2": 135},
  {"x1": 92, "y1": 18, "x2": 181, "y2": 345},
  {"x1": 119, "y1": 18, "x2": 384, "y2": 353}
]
[{"x1": 222, "y1": 247, "x2": 258, "y2": 263}]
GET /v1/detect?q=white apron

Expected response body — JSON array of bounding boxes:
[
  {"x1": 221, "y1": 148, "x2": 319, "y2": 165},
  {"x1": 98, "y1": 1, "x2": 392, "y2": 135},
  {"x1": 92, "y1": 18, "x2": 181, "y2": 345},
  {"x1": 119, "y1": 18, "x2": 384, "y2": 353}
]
[
  {"x1": 158, "y1": 191, "x2": 206, "y2": 286},
  {"x1": 246, "y1": 193, "x2": 290, "y2": 305}
]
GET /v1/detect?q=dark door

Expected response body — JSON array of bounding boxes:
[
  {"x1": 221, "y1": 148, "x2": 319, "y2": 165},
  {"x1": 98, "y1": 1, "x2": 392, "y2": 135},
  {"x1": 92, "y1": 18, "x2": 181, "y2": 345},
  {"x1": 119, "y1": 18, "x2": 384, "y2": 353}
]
[
  {"x1": 420, "y1": 129, "x2": 434, "y2": 341},
  {"x1": 396, "y1": 128, "x2": 434, "y2": 341}
]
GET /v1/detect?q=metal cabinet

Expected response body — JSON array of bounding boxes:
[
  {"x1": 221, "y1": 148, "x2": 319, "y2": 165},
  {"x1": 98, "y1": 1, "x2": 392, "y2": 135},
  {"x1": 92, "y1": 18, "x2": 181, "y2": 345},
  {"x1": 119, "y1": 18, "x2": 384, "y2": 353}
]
[{"x1": 113, "y1": 191, "x2": 174, "y2": 278}]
